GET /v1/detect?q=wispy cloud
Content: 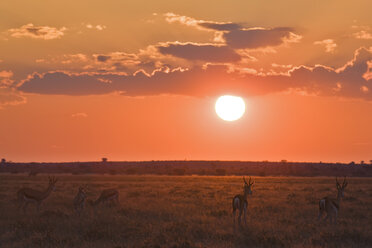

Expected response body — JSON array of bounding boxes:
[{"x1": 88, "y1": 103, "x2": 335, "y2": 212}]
[
  {"x1": 86, "y1": 24, "x2": 106, "y2": 31},
  {"x1": 0, "y1": 69, "x2": 26, "y2": 108},
  {"x1": 164, "y1": 13, "x2": 242, "y2": 31},
  {"x1": 71, "y1": 112, "x2": 88, "y2": 118},
  {"x1": 0, "y1": 87, "x2": 26, "y2": 108},
  {"x1": 353, "y1": 30, "x2": 372, "y2": 40},
  {"x1": 0, "y1": 70, "x2": 14, "y2": 87},
  {"x1": 314, "y1": 39, "x2": 337, "y2": 53},
  {"x1": 157, "y1": 42, "x2": 241, "y2": 62},
  {"x1": 8, "y1": 23, "x2": 66, "y2": 40}
]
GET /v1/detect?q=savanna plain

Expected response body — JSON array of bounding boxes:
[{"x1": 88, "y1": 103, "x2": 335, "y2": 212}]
[{"x1": 0, "y1": 175, "x2": 371, "y2": 248}]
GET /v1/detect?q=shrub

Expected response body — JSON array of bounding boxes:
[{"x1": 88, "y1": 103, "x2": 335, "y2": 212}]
[
  {"x1": 173, "y1": 168, "x2": 186, "y2": 175},
  {"x1": 125, "y1": 168, "x2": 137, "y2": 175},
  {"x1": 215, "y1": 169, "x2": 226, "y2": 176}
]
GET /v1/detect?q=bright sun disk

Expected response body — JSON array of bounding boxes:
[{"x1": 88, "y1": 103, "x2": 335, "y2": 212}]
[{"x1": 215, "y1": 95, "x2": 246, "y2": 121}]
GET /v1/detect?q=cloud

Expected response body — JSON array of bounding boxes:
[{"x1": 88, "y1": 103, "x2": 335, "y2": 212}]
[
  {"x1": 289, "y1": 47, "x2": 372, "y2": 99},
  {"x1": 0, "y1": 70, "x2": 25, "y2": 107},
  {"x1": 96, "y1": 55, "x2": 111, "y2": 62},
  {"x1": 0, "y1": 87, "x2": 26, "y2": 108},
  {"x1": 18, "y1": 72, "x2": 115, "y2": 96},
  {"x1": 314, "y1": 39, "x2": 337, "y2": 53},
  {"x1": 86, "y1": 24, "x2": 106, "y2": 31},
  {"x1": 71, "y1": 112, "x2": 88, "y2": 118},
  {"x1": 0, "y1": 70, "x2": 14, "y2": 87},
  {"x1": 353, "y1": 30, "x2": 372, "y2": 40},
  {"x1": 94, "y1": 52, "x2": 139, "y2": 64},
  {"x1": 164, "y1": 13, "x2": 241, "y2": 31},
  {"x1": 164, "y1": 13, "x2": 301, "y2": 49},
  {"x1": 0, "y1": 70, "x2": 13, "y2": 79},
  {"x1": 8, "y1": 23, "x2": 66, "y2": 40},
  {"x1": 223, "y1": 27, "x2": 301, "y2": 49},
  {"x1": 157, "y1": 42, "x2": 241, "y2": 62},
  {"x1": 17, "y1": 48, "x2": 372, "y2": 100}
]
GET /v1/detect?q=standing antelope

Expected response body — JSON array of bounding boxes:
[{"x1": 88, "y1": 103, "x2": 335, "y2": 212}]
[
  {"x1": 73, "y1": 186, "x2": 87, "y2": 215},
  {"x1": 233, "y1": 177, "x2": 254, "y2": 228},
  {"x1": 17, "y1": 176, "x2": 58, "y2": 213},
  {"x1": 89, "y1": 189, "x2": 119, "y2": 208},
  {"x1": 318, "y1": 177, "x2": 348, "y2": 223}
]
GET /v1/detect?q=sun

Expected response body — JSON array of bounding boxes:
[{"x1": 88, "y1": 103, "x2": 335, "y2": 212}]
[{"x1": 215, "y1": 95, "x2": 246, "y2": 121}]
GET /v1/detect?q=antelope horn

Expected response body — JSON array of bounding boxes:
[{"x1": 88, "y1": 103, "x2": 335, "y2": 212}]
[
  {"x1": 243, "y1": 177, "x2": 248, "y2": 185},
  {"x1": 336, "y1": 177, "x2": 340, "y2": 187},
  {"x1": 343, "y1": 176, "x2": 347, "y2": 187}
]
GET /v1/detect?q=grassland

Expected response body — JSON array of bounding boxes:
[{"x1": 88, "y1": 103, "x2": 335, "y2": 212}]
[{"x1": 0, "y1": 175, "x2": 371, "y2": 248}]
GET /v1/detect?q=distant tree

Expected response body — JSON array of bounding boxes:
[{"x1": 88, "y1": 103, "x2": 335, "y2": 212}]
[
  {"x1": 281, "y1": 160, "x2": 287, "y2": 163},
  {"x1": 361, "y1": 160, "x2": 365, "y2": 165},
  {"x1": 349, "y1": 161, "x2": 355, "y2": 165},
  {"x1": 101, "y1": 158, "x2": 108, "y2": 163},
  {"x1": 370, "y1": 160, "x2": 372, "y2": 165},
  {"x1": 1, "y1": 158, "x2": 5, "y2": 165}
]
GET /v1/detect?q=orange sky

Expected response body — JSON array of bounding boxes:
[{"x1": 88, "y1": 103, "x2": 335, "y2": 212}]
[{"x1": 0, "y1": 0, "x2": 371, "y2": 162}]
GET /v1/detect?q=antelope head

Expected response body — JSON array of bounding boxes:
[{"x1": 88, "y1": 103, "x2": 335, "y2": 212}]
[
  {"x1": 48, "y1": 176, "x2": 58, "y2": 191},
  {"x1": 336, "y1": 177, "x2": 348, "y2": 198},
  {"x1": 243, "y1": 176, "x2": 254, "y2": 195}
]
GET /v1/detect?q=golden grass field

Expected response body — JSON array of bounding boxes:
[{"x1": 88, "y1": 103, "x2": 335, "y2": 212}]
[{"x1": 0, "y1": 175, "x2": 371, "y2": 248}]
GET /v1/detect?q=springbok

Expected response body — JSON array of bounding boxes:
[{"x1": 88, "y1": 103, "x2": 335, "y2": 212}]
[
  {"x1": 233, "y1": 177, "x2": 254, "y2": 228},
  {"x1": 73, "y1": 186, "x2": 87, "y2": 215},
  {"x1": 318, "y1": 177, "x2": 348, "y2": 223},
  {"x1": 17, "y1": 176, "x2": 58, "y2": 213},
  {"x1": 89, "y1": 189, "x2": 119, "y2": 208}
]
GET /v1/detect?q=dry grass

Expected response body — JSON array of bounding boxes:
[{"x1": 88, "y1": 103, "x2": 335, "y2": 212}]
[{"x1": 0, "y1": 175, "x2": 371, "y2": 248}]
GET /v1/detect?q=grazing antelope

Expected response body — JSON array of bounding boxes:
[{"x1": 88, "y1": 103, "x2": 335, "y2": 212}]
[
  {"x1": 73, "y1": 186, "x2": 87, "y2": 215},
  {"x1": 17, "y1": 176, "x2": 58, "y2": 213},
  {"x1": 88, "y1": 189, "x2": 119, "y2": 208},
  {"x1": 233, "y1": 177, "x2": 254, "y2": 228},
  {"x1": 318, "y1": 177, "x2": 348, "y2": 223}
]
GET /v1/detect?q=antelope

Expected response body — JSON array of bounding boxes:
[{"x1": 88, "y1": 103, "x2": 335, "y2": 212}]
[
  {"x1": 17, "y1": 176, "x2": 58, "y2": 213},
  {"x1": 73, "y1": 186, "x2": 87, "y2": 215},
  {"x1": 88, "y1": 189, "x2": 119, "y2": 208},
  {"x1": 318, "y1": 177, "x2": 348, "y2": 223},
  {"x1": 233, "y1": 177, "x2": 254, "y2": 228}
]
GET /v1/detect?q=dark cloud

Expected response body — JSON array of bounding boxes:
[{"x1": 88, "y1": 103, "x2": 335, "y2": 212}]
[
  {"x1": 223, "y1": 27, "x2": 297, "y2": 49},
  {"x1": 198, "y1": 22, "x2": 242, "y2": 31},
  {"x1": 164, "y1": 13, "x2": 301, "y2": 50},
  {"x1": 18, "y1": 72, "x2": 113, "y2": 96},
  {"x1": 96, "y1": 55, "x2": 111, "y2": 62},
  {"x1": 17, "y1": 66, "x2": 286, "y2": 97},
  {"x1": 18, "y1": 48, "x2": 372, "y2": 100},
  {"x1": 289, "y1": 47, "x2": 372, "y2": 99},
  {"x1": 158, "y1": 43, "x2": 241, "y2": 62}
]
